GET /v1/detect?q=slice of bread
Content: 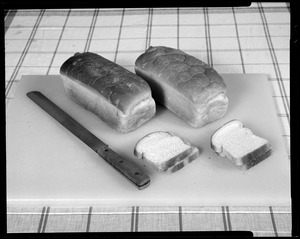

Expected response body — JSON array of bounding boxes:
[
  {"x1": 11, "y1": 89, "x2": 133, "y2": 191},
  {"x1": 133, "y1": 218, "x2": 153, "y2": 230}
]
[
  {"x1": 211, "y1": 120, "x2": 272, "y2": 169},
  {"x1": 134, "y1": 131, "x2": 200, "y2": 172}
]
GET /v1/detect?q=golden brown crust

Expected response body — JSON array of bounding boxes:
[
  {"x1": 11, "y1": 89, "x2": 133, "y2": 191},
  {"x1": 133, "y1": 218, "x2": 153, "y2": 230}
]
[
  {"x1": 60, "y1": 52, "x2": 152, "y2": 115},
  {"x1": 135, "y1": 46, "x2": 228, "y2": 127},
  {"x1": 135, "y1": 46, "x2": 226, "y2": 105}
]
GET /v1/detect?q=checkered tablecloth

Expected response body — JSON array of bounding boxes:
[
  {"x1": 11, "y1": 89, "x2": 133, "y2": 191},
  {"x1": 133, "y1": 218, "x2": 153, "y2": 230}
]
[{"x1": 5, "y1": 2, "x2": 291, "y2": 236}]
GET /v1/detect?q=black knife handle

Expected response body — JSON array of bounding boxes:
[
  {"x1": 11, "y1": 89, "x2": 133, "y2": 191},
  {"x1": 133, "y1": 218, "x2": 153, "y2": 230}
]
[{"x1": 26, "y1": 91, "x2": 150, "y2": 190}]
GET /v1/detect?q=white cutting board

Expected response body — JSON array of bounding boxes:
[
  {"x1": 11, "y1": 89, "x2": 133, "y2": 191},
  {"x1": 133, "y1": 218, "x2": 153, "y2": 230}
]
[{"x1": 6, "y1": 74, "x2": 290, "y2": 206}]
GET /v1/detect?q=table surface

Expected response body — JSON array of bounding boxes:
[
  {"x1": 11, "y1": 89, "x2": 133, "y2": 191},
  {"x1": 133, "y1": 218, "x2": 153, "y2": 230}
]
[{"x1": 5, "y1": 2, "x2": 291, "y2": 236}]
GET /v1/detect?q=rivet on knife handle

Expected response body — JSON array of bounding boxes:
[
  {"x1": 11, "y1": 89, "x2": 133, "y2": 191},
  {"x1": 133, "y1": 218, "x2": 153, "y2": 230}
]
[{"x1": 26, "y1": 91, "x2": 150, "y2": 190}]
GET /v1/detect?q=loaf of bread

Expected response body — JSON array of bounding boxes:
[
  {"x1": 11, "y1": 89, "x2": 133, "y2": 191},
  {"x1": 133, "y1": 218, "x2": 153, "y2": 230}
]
[
  {"x1": 135, "y1": 46, "x2": 228, "y2": 128},
  {"x1": 134, "y1": 131, "x2": 200, "y2": 173},
  {"x1": 60, "y1": 52, "x2": 156, "y2": 133},
  {"x1": 211, "y1": 120, "x2": 272, "y2": 170}
]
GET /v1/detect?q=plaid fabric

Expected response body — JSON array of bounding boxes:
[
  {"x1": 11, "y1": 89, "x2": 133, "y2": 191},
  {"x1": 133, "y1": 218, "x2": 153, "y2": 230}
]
[
  {"x1": 7, "y1": 206, "x2": 291, "y2": 236},
  {"x1": 5, "y1": 2, "x2": 291, "y2": 235}
]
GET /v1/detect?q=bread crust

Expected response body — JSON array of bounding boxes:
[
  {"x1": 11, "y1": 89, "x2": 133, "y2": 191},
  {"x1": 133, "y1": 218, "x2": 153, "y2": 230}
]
[
  {"x1": 164, "y1": 147, "x2": 200, "y2": 173},
  {"x1": 135, "y1": 46, "x2": 228, "y2": 127},
  {"x1": 60, "y1": 52, "x2": 156, "y2": 133},
  {"x1": 239, "y1": 147, "x2": 272, "y2": 170},
  {"x1": 61, "y1": 52, "x2": 154, "y2": 114}
]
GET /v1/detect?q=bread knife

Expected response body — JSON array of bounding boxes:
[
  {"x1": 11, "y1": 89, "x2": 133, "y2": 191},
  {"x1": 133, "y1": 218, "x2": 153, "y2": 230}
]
[{"x1": 26, "y1": 91, "x2": 150, "y2": 190}]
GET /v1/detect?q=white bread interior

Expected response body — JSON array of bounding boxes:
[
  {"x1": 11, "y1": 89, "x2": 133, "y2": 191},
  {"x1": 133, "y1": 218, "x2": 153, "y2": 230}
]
[
  {"x1": 211, "y1": 120, "x2": 272, "y2": 168},
  {"x1": 62, "y1": 75, "x2": 156, "y2": 133},
  {"x1": 134, "y1": 131, "x2": 200, "y2": 172}
]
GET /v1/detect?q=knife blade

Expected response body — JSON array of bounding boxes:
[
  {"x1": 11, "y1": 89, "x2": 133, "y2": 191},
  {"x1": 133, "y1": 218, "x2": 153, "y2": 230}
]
[{"x1": 26, "y1": 91, "x2": 150, "y2": 190}]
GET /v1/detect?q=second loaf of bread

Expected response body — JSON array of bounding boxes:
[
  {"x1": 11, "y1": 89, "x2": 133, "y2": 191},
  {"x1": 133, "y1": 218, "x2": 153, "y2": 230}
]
[
  {"x1": 135, "y1": 46, "x2": 228, "y2": 128},
  {"x1": 60, "y1": 52, "x2": 156, "y2": 133}
]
